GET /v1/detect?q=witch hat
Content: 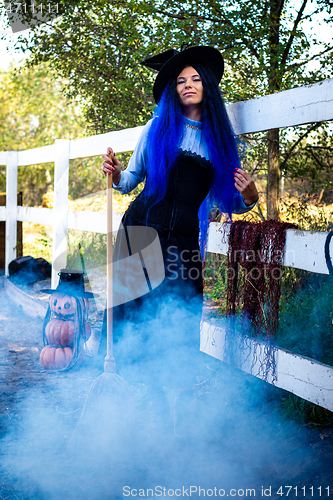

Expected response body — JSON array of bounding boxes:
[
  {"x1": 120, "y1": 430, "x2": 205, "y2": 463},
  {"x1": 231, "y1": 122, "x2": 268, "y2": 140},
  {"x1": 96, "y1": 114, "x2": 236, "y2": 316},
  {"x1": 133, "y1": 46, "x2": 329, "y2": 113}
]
[
  {"x1": 41, "y1": 268, "x2": 95, "y2": 298},
  {"x1": 141, "y1": 45, "x2": 224, "y2": 103}
]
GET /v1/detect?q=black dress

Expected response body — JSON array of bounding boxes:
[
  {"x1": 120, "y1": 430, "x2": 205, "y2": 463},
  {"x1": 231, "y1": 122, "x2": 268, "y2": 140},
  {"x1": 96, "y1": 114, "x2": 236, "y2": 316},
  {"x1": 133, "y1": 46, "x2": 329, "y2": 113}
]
[{"x1": 105, "y1": 150, "x2": 213, "y2": 387}]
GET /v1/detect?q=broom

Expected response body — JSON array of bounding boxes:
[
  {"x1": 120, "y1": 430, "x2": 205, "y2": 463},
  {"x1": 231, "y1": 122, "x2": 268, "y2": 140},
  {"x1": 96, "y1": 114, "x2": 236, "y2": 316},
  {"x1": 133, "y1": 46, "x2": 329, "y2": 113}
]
[{"x1": 70, "y1": 163, "x2": 134, "y2": 458}]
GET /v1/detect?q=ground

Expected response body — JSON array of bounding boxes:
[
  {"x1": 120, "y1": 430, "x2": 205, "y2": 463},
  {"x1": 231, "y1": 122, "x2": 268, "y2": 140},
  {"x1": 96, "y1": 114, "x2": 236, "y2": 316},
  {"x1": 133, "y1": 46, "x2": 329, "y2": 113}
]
[{"x1": 0, "y1": 276, "x2": 333, "y2": 500}]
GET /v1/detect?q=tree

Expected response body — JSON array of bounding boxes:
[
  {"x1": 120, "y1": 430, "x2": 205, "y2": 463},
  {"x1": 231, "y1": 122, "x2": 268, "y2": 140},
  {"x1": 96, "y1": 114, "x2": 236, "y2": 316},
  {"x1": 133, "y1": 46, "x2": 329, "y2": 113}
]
[
  {"x1": 280, "y1": 122, "x2": 333, "y2": 204},
  {"x1": 3, "y1": 0, "x2": 159, "y2": 132},
  {"x1": 141, "y1": 0, "x2": 333, "y2": 218},
  {"x1": 0, "y1": 63, "x2": 104, "y2": 205},
  {"x1": 3, "y1": 0, "x2": 333, "y2": 217}
]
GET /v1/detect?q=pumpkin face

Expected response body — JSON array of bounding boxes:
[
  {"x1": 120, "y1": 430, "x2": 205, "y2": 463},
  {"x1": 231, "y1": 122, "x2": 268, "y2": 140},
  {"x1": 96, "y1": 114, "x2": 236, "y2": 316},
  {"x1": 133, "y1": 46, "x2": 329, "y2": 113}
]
[
  {"x1": 40, "y1": 346, "x2": 73, "y2": 370},
  {"x1": 45, "y1": 319, "x2": 75, "y2": 347},
  {"x1": 50, "y1": 293, "x2": 77, "y2": 318}
]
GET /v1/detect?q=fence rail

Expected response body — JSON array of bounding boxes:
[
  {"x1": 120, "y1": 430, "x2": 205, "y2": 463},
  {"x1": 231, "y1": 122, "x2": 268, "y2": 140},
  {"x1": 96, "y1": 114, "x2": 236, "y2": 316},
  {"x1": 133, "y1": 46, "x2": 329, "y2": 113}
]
[{"x1": 1, "y1": 78, "x2": 333, "y2": 410}]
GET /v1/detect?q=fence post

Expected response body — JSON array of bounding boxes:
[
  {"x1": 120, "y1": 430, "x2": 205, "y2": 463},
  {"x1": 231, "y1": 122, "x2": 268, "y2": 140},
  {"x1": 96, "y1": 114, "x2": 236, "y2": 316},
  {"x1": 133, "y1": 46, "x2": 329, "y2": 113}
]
[
  {"x1": 5, "y1": 151, "x2": 18, "y2": 276},
  {"x1": 51, "y1": 139, "x2": 70, "y2": 288}
]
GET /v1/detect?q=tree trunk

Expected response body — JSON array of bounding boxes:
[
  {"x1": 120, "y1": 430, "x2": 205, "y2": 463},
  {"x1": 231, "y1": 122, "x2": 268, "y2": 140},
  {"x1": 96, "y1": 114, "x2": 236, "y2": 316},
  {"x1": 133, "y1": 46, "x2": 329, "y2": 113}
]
[
  {"x1": 266, "y1": 0, "x2": 283, "y2": 220},
  {"x1": 267, "y1": 128, "x2": 280, "y2": 220}
]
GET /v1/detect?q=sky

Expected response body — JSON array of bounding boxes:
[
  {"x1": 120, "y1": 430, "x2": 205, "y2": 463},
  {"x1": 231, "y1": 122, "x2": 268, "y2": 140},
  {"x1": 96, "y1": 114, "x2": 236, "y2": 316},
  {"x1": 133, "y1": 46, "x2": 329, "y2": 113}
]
[
  {"x1": 0, "y1": 34, "x2": 30, "y2": 70},
  {"x1": 0, "y1": 0, "x2": 30, "y2": 70}
]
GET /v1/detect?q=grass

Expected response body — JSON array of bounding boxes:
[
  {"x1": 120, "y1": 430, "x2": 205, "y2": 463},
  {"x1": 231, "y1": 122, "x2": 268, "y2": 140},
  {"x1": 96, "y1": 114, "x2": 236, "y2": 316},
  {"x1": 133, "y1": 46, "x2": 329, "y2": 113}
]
[
  {"x1": 203, "y1": 253, "x2": 229, "y2": 312},
  {"x1": 281, "y1": 393, "x2": 333, "y2": 427},
  {"x1": 278, "y1": 271, "x2": 333, "y2": 366},
  {"x1": 23, "y1": 223, "x2": 53, "y2": 261}
]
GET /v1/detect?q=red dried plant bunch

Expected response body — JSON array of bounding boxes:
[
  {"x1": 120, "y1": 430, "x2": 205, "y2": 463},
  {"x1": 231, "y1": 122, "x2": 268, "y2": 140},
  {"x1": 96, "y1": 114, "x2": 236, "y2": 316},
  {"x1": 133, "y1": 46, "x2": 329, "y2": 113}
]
[{"x1": 226, "y1": 220, "x2": 297, "y2": 338}]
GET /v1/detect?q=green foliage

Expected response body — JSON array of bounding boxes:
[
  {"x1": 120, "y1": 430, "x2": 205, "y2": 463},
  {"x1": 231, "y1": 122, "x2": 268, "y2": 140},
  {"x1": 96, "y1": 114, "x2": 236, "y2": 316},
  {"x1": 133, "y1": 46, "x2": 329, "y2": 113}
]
[
  {"x1": 282, "y1": 393, "x2": 333, "y2": 427},
  {"x1": 0, "y1": 62, "x2": 127, "y2": 205},
  {"x1": 204, "y1": 201, "x2": 333, "y2": 368},
  {"x1": 146, "y1": 0, "x2": 333, "y2": 95},
  {"x1": 3, "y1": 0, "x2": 333, "y2": 216},
  {"x1": 5, "y1": 0, "x2": 333, "y2": 126},
  {"x1": 22, "y1": 223, "x2": 53, "y2": 261},
  {"x1": 67, "y1": 230, "x2": 107, "y2": 270},
  {"x1": 8, "y1": 0, "x2": 159, "y2": 133},
  {"x1": 240, "y1": 121, "x2": 333, "y2": 209},
  {"x1": 68, "y1": 157, "x2": 106, "y2": 203},
  {"x1": 0, "y1": 63, "x2": 84, "y2": 149},
  {"x1": 280, "y1": 195, "x2": 333, "y2": 231},
  {"x1": 280, "y1": 123, "x2": 333, "y2": 204},
  {"x1": 204, "y1": 253, "x2": 228, "y2": 311},
  {"x1": 0, "y1": 63, "x2": 87, "y2": 205},
  {"x1": 278, "y1": 272, "x2": 333, "y2": 366}
]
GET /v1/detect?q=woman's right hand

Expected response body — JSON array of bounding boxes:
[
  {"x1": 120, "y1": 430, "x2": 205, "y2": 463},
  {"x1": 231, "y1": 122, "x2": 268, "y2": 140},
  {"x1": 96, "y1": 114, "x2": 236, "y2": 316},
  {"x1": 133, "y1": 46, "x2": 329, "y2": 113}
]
[{"x1": 101, "y1": 147, "x2": 122, "y2": 185}]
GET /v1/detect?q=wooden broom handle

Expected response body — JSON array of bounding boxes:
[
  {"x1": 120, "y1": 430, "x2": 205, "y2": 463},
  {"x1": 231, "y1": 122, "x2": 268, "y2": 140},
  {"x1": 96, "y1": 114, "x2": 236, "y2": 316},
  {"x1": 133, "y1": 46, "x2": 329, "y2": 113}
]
[{"x1": 105, "y1": 166, "x2": 116, "y2": 372}]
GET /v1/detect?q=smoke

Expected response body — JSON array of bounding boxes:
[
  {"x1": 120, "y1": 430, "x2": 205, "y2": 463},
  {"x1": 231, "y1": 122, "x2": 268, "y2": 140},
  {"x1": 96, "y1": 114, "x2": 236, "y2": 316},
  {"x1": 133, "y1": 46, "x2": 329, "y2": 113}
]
[{"x1": 0, "y1": 285, "x2": 326, "y2": 500}]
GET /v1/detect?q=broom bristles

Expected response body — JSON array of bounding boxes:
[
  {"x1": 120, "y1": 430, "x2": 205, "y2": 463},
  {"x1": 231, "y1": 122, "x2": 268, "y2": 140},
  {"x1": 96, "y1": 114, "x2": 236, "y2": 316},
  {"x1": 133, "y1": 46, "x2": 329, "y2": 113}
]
[{"x1": 70, "y1": 372, "x2": 135, "y2": 459}]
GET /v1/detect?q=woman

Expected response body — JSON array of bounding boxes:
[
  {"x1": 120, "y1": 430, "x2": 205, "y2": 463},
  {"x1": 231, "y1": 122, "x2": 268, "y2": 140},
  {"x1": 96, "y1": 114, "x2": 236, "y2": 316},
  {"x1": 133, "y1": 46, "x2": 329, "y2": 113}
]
[{"x1": 101, "y1": 46, "x2": 258, "y2": 392}]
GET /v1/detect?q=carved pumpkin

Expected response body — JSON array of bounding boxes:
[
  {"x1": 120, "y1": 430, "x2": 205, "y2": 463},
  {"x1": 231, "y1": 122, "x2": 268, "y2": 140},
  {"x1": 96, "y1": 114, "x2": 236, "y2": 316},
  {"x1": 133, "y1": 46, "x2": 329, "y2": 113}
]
[
  {"x1": 45, "y1": 319, "x2": 75, "y2": 347},
  {"x1": 49, "y1": 293, "x2": 89, "y2": 320},
  {"x1": 41, "y1": 269, "x2": 93, "y2": 371},
  {"x1": 50, "y1": 292, "x2": 77, "y2": 318},
  {"x1": 40, "y1": 346, "x2": 73, "y2": 370}
]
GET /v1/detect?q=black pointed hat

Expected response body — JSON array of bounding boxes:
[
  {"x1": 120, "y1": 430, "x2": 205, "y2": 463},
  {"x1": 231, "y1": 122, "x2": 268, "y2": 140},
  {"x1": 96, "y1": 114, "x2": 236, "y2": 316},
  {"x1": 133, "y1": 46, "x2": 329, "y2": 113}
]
[
  {"x1": 141, "y1": 45, "x2": 224, "y2": 103},
  {"x1": 41, "y1": 269, "x2": 95, "y2": 298}
]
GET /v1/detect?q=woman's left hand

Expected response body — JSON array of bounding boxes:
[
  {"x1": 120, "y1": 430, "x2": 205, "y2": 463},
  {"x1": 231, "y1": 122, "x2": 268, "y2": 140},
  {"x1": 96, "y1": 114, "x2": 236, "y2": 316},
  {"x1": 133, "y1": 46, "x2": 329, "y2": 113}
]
[{"x1": 234, "y1": 168, "x2": 259, "y2": 206}]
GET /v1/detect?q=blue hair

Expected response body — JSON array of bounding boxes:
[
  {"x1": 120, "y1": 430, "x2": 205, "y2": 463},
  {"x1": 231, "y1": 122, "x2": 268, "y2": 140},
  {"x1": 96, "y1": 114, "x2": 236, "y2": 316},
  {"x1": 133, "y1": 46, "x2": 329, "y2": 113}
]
[
  {"x1": 194, "y1": 64, "x2": 243, "y2": 256},
  {"x1": 144, "y1": 79, "x2": 184, "y2": 201},
  {"x1": 144, "y1": 64, "x2": 242, "y2": 258}
]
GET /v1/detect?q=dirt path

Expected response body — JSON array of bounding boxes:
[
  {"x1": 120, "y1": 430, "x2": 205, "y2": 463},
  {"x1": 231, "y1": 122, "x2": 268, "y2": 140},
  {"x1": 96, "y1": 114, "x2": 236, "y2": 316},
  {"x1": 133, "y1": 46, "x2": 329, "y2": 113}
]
[
  {"x1": 0, "y1": 280, "x2": 102, "y2": 498},
  {"x1": 1, "y1": 279, "x2": 333, "y2": 500}
]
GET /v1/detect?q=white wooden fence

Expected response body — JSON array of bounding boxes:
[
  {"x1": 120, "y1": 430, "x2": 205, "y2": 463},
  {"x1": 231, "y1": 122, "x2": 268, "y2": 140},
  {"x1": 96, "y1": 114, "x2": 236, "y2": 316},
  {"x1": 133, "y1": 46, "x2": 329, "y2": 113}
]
[{"x1": 1, "y1": 78, "x2": 333, "y2": 410}]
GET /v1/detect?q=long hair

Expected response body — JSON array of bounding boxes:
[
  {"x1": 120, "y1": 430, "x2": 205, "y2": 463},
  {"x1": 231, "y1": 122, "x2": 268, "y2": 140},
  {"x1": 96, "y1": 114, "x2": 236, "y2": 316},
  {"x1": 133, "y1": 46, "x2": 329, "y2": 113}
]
[
  {"x1": 144, "y1": 64, "x2": 242, "y2": 257},
  {"x1": 144, "y1": 78, "x2": 184, "y2": 201}
]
